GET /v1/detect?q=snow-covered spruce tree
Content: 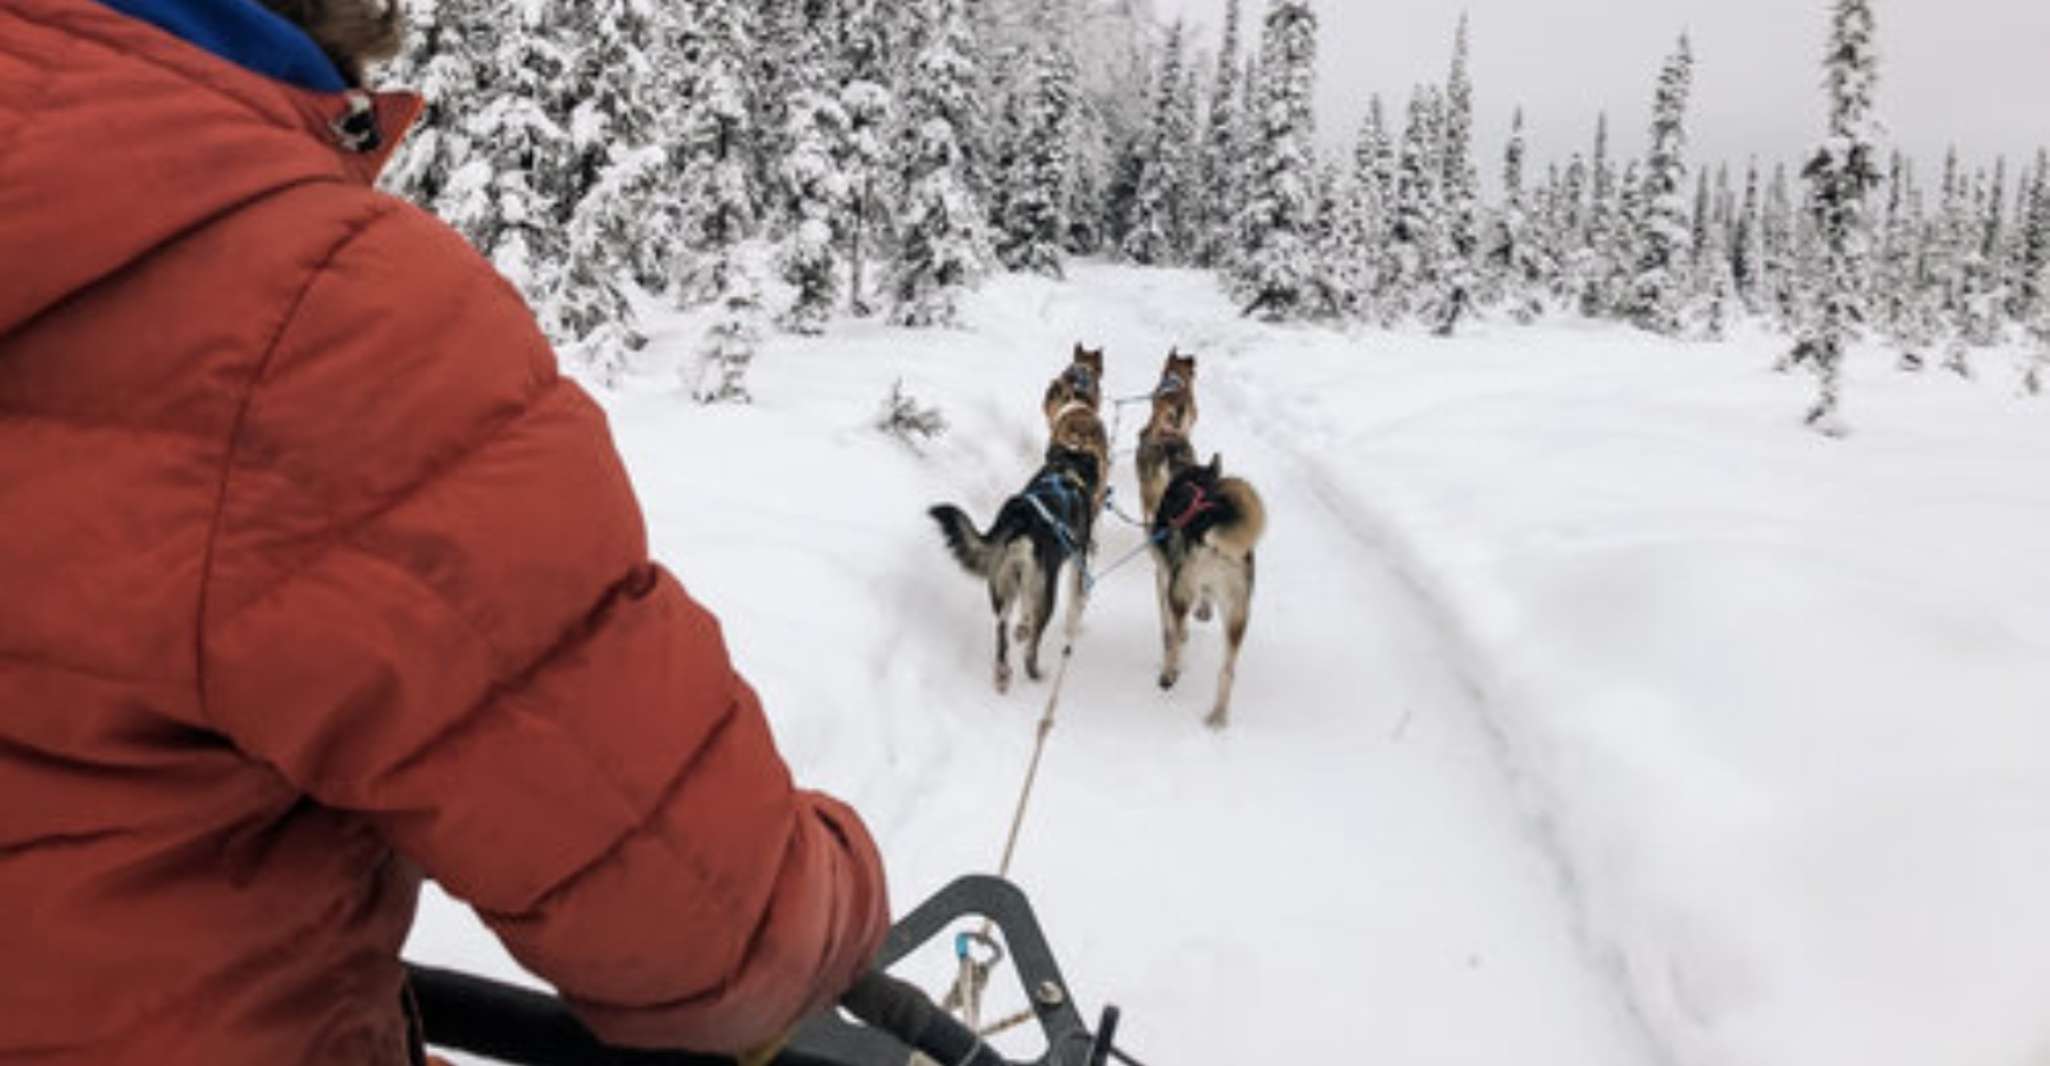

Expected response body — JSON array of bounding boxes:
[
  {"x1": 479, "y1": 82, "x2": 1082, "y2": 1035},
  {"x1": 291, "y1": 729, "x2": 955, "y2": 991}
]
[
  {"x1": 1941, "y1": 161, "x2": 1993, "y2": 375},
  {"x1": 889, "y1": 0, "x2": 991, "y2": 327},
  {"x1": 776, "y1": 12, "x2": 852, "y2": 335},
  {"x1": 1629, "y1": 34, "x2": 1694, "y2": 336},
  {"x1": 674, "y1": 0, "x2": 759, "y2": 307},
  {"x1": 840, "y1": 0, "x2": 898, "y2": 316},
  {"x1": 1230, "y1": 0, "x2": 1326, "y2": 320},
  {"x1": 1574, "y1": 112, "x2": 1618, "y2": 318},
  {"x1": 2012, "y1": 149, "x2": 2050, "y2": 333},
  {"x1": 1334, "y1": 99, "x2": 1394, "y2": 319},
  {"x1": 754, "y1": 0, "x2": 808, "y2": 218},
  {"x1": 1382, "y1": 86, "x2": 1447, "y2": 326},
  {"x1": 1308, "y1": 160, "x2": 1350, "y2": 312},
  {"x1": 2026, "y1": 255, "x2": 2050, "y2": 395},
  {"x1": 1690, "y1": 168, "x2": 1713, "y2": 276},
  {"x1": 1197, "y1": 0, "x2": 1246, "y2": 267},
  {"x1": 1762, "y1": 161, "x2": 1803, "y2": 331},
  {"x1": 441, "y1": 21, "x2": 574, "y2": 319},
  {"x1": 675, "y1": 0, "x2": 766, "y2": 402},
  {"x1": 1539, "y1": 152, "x2": 1581, "y2": 310},
  {"x1": 1900, "y1": 167, "x2": 1948, "y2": 367},
  {"x1": 1714, "y1": 163, "x2": 1735, "y2": 251},
  {"x1": 1732, "y1": 159, "x2": 1762, "y2": 313},
  {"x1": 1435, "y1": 12, "x2": 1480, "y2": 333},
  {"x1": 1216, "y1": 31, "x2": 1253, "y2": 276},
  {"x1": 379, "y1": 0, "x2": 496, "y2": 227},
  {"x1": 384, "y1": 0, "x2": 659, "y2": 370},
  {"x1": 1487, "y1": 107, "x2": 1546, "y2": 322},
  {"x1": 1064, "y1": 98, "x2": 1112, "y2": 255},
  {"x1": 1691, "y1": 180, "x2": 1738, "y2": 341},
  {"x1": 1985, "y1": 156, "x2": 2010, "y2": 316},
  {"x1": 992, "y1": 3, "x2": 1077, "y2": 277},
  {"x1": 1124, "y1": 21, "x2": 1195, "y2": 265},
  {"x1": 556, "y1": 0, "x2": 709, "y2": 371},
  {"x1": 982, "y1": 46, "x2": 1026, "y2": 264},
  {"x1": 1169, "y1": 56, "x2": 1203, "y2": 255},
  {"x1": 1611, "y1": 158, "x2": 1648, "y2": 313},
  {"x1": 1875, "y1": 152, "x2": 1929, "y2": 368},
  {"x1": 1794, "y1": 0, "x2": 1882, "y2": 433}
]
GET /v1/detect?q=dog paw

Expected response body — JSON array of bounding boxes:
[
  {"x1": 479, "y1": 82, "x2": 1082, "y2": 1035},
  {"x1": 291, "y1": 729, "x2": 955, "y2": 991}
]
[
  {"x1": 1204, "y1": 708, "x2": 1229, "y2": 730},
  {"x1": 1026, "y1": 662, "x2": 1045, "y2": 683},
  {"x1": 1158, "y1": 670, "x2": 1179, "y2": 691},
  {"x1": 994, "y1": 664, "x2": 1012, "y2": 694}
]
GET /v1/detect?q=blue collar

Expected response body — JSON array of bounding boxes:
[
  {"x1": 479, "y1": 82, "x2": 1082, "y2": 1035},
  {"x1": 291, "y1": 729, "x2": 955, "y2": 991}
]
[{"x1": 97, "y1": 0, "x2": 348, "y2": 92}]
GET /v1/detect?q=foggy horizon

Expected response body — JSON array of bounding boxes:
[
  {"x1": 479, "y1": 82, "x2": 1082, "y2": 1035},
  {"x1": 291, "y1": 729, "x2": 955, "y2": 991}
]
[{"x1": 1148, "y1": 0, "x2": 2050, "y2": 188}]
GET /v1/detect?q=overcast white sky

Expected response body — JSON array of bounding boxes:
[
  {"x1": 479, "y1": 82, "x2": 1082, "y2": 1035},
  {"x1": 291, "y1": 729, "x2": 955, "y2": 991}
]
[{"x1": 1150, "y1": 0, "x2": 2050, "y2": 185}]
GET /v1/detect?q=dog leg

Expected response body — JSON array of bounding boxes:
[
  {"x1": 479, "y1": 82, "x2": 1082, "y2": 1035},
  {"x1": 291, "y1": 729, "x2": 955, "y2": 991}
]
[
  {"x1": 1025, "y1": 561, "x2": 1059, "y2": 682},
  {"x1": 1160, "y1": 568, "x2": 1191, "y2": 691},
  {"x1": 994, "y1": 616, "x2": 1012, "y2": 694},
  {"x1": 1206, "y1": 585, "x2": 1251, "y2": 730},
  {"x1": 1064, "y1": 553, "x2": 1089, "y2": 641}
]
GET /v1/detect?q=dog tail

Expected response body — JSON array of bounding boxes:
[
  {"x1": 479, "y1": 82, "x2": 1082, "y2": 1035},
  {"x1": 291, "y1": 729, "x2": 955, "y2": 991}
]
[
  {"x1": 929, "y1": 504, "x2": 1000, "y2": 577},
  {"x1": 1212, "y1": 478, "x2": 1267, "y2": 556}
]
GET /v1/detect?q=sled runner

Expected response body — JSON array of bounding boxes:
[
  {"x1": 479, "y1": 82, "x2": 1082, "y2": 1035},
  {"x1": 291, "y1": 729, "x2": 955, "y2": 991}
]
[{"x1": 407, "y1": 876, "x2": 1134, "y2": 1066}]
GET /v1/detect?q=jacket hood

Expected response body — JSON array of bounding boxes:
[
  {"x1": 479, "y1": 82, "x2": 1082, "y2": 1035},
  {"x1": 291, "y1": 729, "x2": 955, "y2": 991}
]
[{"x1": 0, "y1": 0, "x2": 419, "y2": 336}]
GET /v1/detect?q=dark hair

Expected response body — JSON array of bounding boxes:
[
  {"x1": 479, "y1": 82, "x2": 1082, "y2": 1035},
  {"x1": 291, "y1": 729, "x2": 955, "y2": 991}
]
[{"x1": 261, "y1": 0, "x2": 402, "y2": 86}]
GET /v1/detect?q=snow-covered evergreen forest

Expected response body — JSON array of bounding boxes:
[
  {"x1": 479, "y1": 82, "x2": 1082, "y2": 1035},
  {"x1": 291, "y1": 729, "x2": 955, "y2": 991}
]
[{"x1": 379, "y1": 0, "x2": 2050, "y2": 423}]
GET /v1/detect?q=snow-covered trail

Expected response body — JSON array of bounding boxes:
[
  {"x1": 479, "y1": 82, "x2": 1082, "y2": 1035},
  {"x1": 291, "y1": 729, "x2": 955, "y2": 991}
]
[
  {"x1": 412, "y1": 264, "x2": 2050, "y2": 1066},
  {"x1": 410, "y1": 265, "x2": 1661, "y2": 1065},
  {"x1": 881, "y1": 273, "x2": 1659, "y2": 1065}
]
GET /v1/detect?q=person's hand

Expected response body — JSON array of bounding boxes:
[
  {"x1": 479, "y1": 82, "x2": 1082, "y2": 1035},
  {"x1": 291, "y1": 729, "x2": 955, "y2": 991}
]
[{"x1": 736, "y1": 1027, "x2": 795, "y2": 1066}]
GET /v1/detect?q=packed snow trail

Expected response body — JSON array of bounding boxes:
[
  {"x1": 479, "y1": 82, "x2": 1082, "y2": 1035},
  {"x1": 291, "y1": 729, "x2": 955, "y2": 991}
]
[
  {"x1": 409, "y1": 265, "x2": 1658, "y2": 1065},
  {"x1": 409, "y1": 265, "x2": 2050, "y2": 1066}
]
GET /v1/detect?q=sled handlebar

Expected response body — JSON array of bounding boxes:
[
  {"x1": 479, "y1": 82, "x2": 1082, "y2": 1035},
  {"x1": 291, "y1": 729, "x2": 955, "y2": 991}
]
[
  {"x1": 404, "y1": 963, "x2": 1007, "y2": 1066},
  {"x1": 838, "y1": 971, "x2": 1008, "y2": 1066},
  {"x1": 409, "y1": 876, "x2": 1115, "y2": 1066}
]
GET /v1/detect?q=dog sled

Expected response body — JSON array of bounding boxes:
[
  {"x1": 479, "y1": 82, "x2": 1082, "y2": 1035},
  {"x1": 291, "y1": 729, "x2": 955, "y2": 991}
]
[{"x1": 407, "y1": 875, "x2": 1139, "y2": 1066}]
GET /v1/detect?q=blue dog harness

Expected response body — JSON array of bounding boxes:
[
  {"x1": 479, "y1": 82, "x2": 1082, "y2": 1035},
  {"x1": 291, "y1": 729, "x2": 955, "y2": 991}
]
[{"x1": 1023, "y1": 471, "x2": 1087, "y2": 560}]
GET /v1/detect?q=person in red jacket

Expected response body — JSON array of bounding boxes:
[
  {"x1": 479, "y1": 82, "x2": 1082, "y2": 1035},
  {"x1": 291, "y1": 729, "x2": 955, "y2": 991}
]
[{"x1": 0, "y1": 0, "x2": 890, "y2": 1063}]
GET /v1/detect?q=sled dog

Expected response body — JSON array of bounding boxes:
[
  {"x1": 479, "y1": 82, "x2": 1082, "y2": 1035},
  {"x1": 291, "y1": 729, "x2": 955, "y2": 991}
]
[
  {"x1": 930, "y1": 410, "x2": 1110, "y2": 693},
  {"x1": 1042, "y1": 344, "x2": 1106, "y2": 427},
  {"x1": 1141, "y1": 360, "x2": 1262, "y2": 730},
  {"x1": 1135, "y1": 349, "x2": 1199, "y2": 519}
]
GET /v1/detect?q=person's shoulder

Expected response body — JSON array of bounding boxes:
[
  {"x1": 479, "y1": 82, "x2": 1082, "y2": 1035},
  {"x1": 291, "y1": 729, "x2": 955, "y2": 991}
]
[{"x1": 269, "y1": 183, "x2": 558, "y2": 390}]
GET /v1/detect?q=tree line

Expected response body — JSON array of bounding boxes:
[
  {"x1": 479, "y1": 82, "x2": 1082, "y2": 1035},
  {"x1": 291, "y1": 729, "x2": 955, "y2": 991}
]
[{"x1": 379, "y1": 0, "x2": 2050, "y2": 426}]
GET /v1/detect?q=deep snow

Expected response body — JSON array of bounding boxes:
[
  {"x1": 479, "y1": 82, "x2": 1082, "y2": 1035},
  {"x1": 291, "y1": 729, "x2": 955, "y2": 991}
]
[{"x1": 409, "y1": 264, "x2": 2050, "y2": 1066}]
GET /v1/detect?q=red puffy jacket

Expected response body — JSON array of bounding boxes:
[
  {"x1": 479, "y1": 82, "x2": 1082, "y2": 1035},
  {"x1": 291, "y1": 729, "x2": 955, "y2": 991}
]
[{"x1": 0, "y1": 1, "x2": 889, "y2": 1063}]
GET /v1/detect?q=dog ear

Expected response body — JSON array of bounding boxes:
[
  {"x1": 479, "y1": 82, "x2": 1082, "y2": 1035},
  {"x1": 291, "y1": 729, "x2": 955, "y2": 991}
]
[
  {"x1": 1208, "y1": 452, "x2": 1223, "y2": 476},
  {"x1": 1073, "y1": 341, "x2": 1086, "y2": 360}
]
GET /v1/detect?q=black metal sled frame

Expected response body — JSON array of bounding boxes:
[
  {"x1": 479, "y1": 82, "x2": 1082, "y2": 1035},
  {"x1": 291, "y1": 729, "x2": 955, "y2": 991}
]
[{"x1": 406, "y1": 875, "x2": 1110, "y2": 1066}]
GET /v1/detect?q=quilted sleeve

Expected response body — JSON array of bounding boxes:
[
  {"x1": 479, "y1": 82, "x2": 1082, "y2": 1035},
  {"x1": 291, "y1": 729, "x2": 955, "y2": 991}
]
[{"x1": 197, "y1": 201, "x2": 889, "y2": 1053}]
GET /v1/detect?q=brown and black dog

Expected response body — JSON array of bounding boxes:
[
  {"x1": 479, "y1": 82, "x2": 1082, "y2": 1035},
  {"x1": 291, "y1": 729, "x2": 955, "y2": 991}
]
[
  {"x1": 930, "y1": 403, "x2": 1111, "y2": 693},
  {"x1": 1135, "y1": 349, "x2": 1199, "y2": 520},
  {"x1": 1042, "y1": 344, "x2": 1105, "y2": 427}
]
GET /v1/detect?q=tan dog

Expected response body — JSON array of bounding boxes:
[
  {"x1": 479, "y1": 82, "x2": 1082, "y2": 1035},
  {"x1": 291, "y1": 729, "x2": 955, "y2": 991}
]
[
  {"x1": 1043, "y1": 344, "x2": 1106, "y2": 427},
  {"x1": 1131, "y1": 353, "x2": 1263, "y2": 729},
  {"x1": 1136, "y1": 349, "x2": 1199, "y2": 519},
  {"x1": 1150, "y1": 451, "x2": 1265, "y2": 730},
  {"x1": 1049, "y1": 400, "x2": 1111, "y2": 521}
]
